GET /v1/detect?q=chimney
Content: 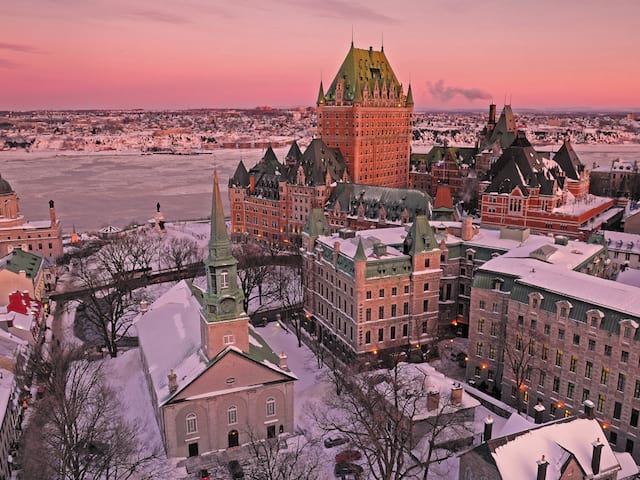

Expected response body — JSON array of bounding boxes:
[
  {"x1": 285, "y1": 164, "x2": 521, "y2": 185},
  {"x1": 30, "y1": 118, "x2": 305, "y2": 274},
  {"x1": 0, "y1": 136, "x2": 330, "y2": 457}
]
[
  {"x1": 536, "y1": 455, "x2": 549, "y2": 480},
  {"x1": 249, "y1": 175, "x2": 255, "y2": 193},
  {"x1": 333, "y1": 241, "x2": 340, "y2": 267},
  {"x1": 483, "y1": 415, "x2": 494, "y2": 441},
  {"x1": 450, "y1": 383, "x2": 463, "y2": 405},
  {"x1": 279, "y1": 351, "x2": 289, "y2": 371},
  {"x1": 49, "y1": 199, "x2": 56, "y2": 225},
  {"x1": 583, "y1": 399, "x2": 595, "y2": 419},
  {"x1": 592, "y1": 438, "x2": 604, "y2": 475},
  {"x1": 168, "y1": 369, "x2": 178, "y2": 394},
  {"x1": 427, "y1": 391, "x2": 440, "y2": 411},
  {"x1": 489, "y1": 103, "x2": 497, "y2": 125},
  {"x1": 534, "y1": 401, "x2": 546, "y2": 424},
  {"x1": 461, "y1": 216, "x2": 473, "y2": 241}
]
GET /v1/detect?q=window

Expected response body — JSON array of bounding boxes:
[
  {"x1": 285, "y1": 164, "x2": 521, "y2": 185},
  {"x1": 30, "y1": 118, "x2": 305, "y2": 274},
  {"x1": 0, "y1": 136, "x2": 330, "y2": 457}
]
[
  {"x1": 223, "y1": 334, "x2": 235, "y2": 345},
  {"x1": 404, "y1": 286, "x2": 409, "y2": 294},
  {"x1": 544, "y1": 324, "x2": 550, "y2": 335},
  {"x1": 366, "y1": 309, "x2": 371, "y2": 321},
  {"x1": 228, "y1": 406, "x2": 238, "y2": 425},
  {"x1": 588, "y1": 339, "x2": 596, "y2": 351},
  {"x1": 530, "y1": 319, "x2": 537, "y2": 331},
  {"x1": 379, "y1": 289, "x2": 384, "y2": 298},
  {"x1": 542, "y1": 344, "x2": 549, "y2": 361},
  {"x1": 266, "y1": 398, "x2": 276, "y2": 417},
  {"x1": 516, "y1": 335, "x2": 523, "y2": 351},
  {"x1": 597, "y1": 394, "x2": 606, "y2": 413},
  {"x1": 378, "y1": 306, "x2": 384, "y2": 319},
  {"x1": 572, "y1": 334, "x2": 580, "y2": 346},
  {"x1": 476, "y1": 342, "x2": 483, "y2": 356},
  {"x1": 631, "y1": 409, "x2": 639, "y2": 428},
  {"x1": 626, "y1": 439, "x2": 634, "y2": 455},
  {"x1": 220, "y1": 270, "x2": 229, "y2": 289},
  {"x1": 421, "y1": 322, "x2": 427, "y2": 334},
  {"x1": 365, "y1": 331, "x2": 371, "y2": 344},
  {"x1": 635, "y1": 380, "x2": 640, "y2": 398},
  {"x1": 402, "y1": 324, "x2": 408, "y2": 337},
  {"x1": 553, "y1": 376, "x2": 560, "y2": 393},
  {"x1": 492, "y1": 303, "x2": 499, "y2": 313},
  {"x1": 601, "y1": 367, "x2": 609, "y2": 385},
  {"x1": 518, "y1": 315, "x2": 524, "y2": 326},
  {"x1": 567, "y1": 382, "x2": 575, "y2": 399},
  {"x1": 390, "y1": 326, "x2": 396, "y2": 340},
  {"x1": 366, "y1": 291, "x2": 372, "y2": 299},
  {"x1": 424, "y1": 259, "x2": 430, "y2": 268},
  {"x1": 378, "y1": 328, "x2": 384, "y2": 342},
  {"x1": 555, "y1": 350, "x2": 563, "y2": 367},
  {"x1": 479, "y1": 300, "x2": 486, "y2": 310},
  {"x1": 478, "y1": 318, "x2": 485, "y2": 333},
  {"x1": 403, "y1": 302, "x2": 409, "y2": 315},
  {"x1": 622, "y1": 351, "x2": 629, "y2": 363},
  {"x1": 539, "y1": 371, "x2": 546, "y2": 386},
  {"x1": 490, "y1": 321, "x2": 497, "y2": 337},
  {"x1": 609, "y1": 431, "x2": 617, "y2": 445},
  {"x1": 423, "y1": 283, "x2": 429, "y2": 292},
  {"x1": 423, "y1": 300, "x2": 429, "y2": 312},
  {"x1": 582, "y1": 388, "x2": 590, "y2": 402},
  {"x1": 489, "y1": 344, "x2": 496, "y2": 360},
  {"x1": 474, "y1": 366, "x2": 481, "y2": 377},
  {"x1": 570, "y1": 356, "x2": 578, "y2": 373},
  {"x1": 585, "y1": 361, "x2": 592, "y2": 379},
  {"x1": 613, "y1": 401, "x2": 622, "y2": 420},
  {"x1": 618, "y1": 373, "x2": 626, "y2": 392},
  {"x1": 528, "y1": 339, "x2": 535, "y2": 356},
  {"x1": 604, "y1": 345, "x2": 612, "y2": 357},
  {"x1": 186, "y1": 413, "x2": 198, "y2": 434},
  {"x1": 392, "y1": 287, "x2": 397, "y2": 296},
  {"x1": 558, "y1": 329, "x2": 565, "y2": 340},
  {"x1": 391, "y1": 304, "x2": 397, "y2": 317}
]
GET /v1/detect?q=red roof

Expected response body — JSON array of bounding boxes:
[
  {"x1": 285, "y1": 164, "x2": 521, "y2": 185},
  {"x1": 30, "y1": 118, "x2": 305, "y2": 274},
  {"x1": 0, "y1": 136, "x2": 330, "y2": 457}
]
[{"x1": 434, "y1": 185, "x2": 454, "y2": 209}]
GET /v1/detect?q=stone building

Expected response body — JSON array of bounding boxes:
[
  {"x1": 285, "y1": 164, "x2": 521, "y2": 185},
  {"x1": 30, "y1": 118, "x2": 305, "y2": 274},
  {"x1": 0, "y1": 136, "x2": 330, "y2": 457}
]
[
  {"x1": 317, "y1": 43, "x2": 413, "y2": 188},
  {"x1": 467, "y1": 235, "x2": 640, "y2": 461},
  {"x1": 459, "y1": 417, "x2": 638, "y2": 480},
  {"x1": 137, "y1": 171, "x2": 295, "y2": 458},
  {"x1": 0, "y1": 174, "x2": 63, "y2": 258},
  {"x1": 301, "y1": 210, "x2": 441, "y2": 359},
  {"x1": 590, "y1": 159, "x2": 640, "y2": 200},
  {"x1": 409, "y1": 145, "x2": 476, "y2": 200}
]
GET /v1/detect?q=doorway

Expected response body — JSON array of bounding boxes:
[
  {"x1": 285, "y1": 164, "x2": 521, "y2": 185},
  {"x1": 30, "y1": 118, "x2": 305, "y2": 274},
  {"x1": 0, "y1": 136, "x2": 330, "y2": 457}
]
[
  {"x1": 228, "y1": 429, "x2": 239, "y2": 448},
  {"x1": 188, "y1": 442, "x2": 199, "y2": 457},
  {"x1": 267, "y1": 425, "x2": 276, "y2": 439}
]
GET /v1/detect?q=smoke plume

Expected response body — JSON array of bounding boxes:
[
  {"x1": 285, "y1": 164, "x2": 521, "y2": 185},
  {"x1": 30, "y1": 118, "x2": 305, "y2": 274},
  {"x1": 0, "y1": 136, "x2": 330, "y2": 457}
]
[{"x1": 427, "y1": 79, "x2": 491, "y2": 103}]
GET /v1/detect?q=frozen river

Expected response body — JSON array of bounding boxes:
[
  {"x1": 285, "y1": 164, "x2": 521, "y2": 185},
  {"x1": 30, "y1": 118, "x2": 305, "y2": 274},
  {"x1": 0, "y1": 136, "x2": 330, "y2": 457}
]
[{"x1": 0, "y1": 144, "x2": 638, "y2": 232}]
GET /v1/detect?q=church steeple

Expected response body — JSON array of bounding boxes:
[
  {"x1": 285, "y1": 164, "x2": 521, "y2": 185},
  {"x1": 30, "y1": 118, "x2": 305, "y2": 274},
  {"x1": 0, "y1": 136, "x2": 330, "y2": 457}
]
[{"x1": 201, "y1": 170, "x2": 249, "y2": 359}]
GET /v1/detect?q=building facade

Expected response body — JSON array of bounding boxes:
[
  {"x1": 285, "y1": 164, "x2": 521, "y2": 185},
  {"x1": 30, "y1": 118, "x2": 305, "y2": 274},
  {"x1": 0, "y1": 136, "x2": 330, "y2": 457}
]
[
  {"x1": 0, "y1": 175, "x2": 62, "y2": 258},
  {"x1": 317, "y1": 43, "x2": 413, "y2": 188},
  {"x1": 137, "y1": 171, "x2": 295, "y2": 458},
  {"x1": 467, "y1": 236, "x2": 640, "y2": 461},
  {"x1": 301, "y1": 210, "x2": 441, "y2": 359}
]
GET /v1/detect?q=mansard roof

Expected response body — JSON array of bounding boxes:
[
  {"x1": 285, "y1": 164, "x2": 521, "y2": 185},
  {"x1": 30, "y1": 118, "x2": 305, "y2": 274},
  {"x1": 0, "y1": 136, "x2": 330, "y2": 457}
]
[
  {"x1": 484, "y1": 105, "x2": 518, "y2": 150},
  {"x1": 326, "y1": 183, "x2": 431, "y2": 224},
  {"x1": 286, "y1": 138, "x2": 348, "y2": 186},
  {"x1": 410, "y1": 146, "x2": 477, "y2": 170},
  {"x1": 321, "y1": 44, "x2": 406, "y2": 105},
  {"x1": 553, "y1": 139, "x2": 583, "y2": 181},
  {"x1": 247, "y1": 145, "x2": 285, "y2": 199}
]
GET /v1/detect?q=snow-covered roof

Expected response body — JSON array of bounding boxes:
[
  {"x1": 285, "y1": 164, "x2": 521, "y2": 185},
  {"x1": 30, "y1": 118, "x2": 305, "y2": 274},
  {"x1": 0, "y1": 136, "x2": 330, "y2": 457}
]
[
  {"x1": 0, "y1": 368, "x2": 16, "y2": 428},
  {"x1": 603, "y1": 230, "x2": 640, "y2": 253},
  {"x1": 491, "y1": 418, "x2": 625, "y2": 480},
  {"x1": 317, "y1": 225, "x2": 409, "y2": 260},
  {"x1": 616, "y1": 267, "x2": 640, "y2": 288},
  {"x1": 552, "y1": 194, "x2": 612, "y2": 216},
  {"x1": 136, "y1": 280, "x2": 209, "y2": 407}
]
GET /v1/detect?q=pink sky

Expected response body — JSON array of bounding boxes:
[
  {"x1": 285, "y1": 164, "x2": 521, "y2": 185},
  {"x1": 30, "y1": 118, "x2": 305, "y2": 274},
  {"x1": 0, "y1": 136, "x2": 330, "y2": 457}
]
[{"x1": 1, "y1": 0, "x2": 639, "y2": 110}]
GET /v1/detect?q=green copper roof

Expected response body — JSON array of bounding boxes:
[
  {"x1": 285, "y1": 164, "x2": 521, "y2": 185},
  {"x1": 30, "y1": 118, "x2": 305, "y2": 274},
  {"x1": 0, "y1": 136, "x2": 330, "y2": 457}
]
[
  {"x1": 406, "y1": 215, "x2": 438, "y2": 254},
  {"x1": 209, "y1": 170, "x2": 230, "y2": 247},
  {"x1": 405, "y1": 83, "x2": 414, "y2": 106},
  {"x1": 354, "y1": 237, "x2": 366, "y2": 261},
  {"x1": 303, "y1": 208, "x2": 330, "y2": 237},
  {"x1": 316, "y1": 81, "x2": 325, "y2": 106},
  {"x1": 322, "y1": 44, "x2": 404, "y2": 104},
  {"x1": 4, "y1": 249, "x2": 42, "y2": 279}
]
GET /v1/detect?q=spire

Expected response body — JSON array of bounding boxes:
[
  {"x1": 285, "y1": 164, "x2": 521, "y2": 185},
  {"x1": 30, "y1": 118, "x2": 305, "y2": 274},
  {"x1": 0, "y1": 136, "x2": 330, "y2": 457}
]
[
  {"x1": 210, "y1": 170, "x2": 229, "y2": 247},
  {"x1": 317, "y1": 81, "x2": 325, "y2": 106},
  {"x1": 354, "y1": 236, "x2": 366, "y2": 261},
  {"x1": 406, "y1": 83, "x2": 414, "y2": 107}
]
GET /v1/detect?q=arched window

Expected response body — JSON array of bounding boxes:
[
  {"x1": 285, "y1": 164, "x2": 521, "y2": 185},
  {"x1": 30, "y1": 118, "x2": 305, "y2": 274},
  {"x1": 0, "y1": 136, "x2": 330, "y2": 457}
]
[
  {"x1": 228, "y1": 406, "x2": 237, "y2": 425},
  {"x1": 266, "y1": 397, "x2": 276, "y2": 417},
  {"x1": 186, "y1": 413, "x2": 197, "y2": 434}
]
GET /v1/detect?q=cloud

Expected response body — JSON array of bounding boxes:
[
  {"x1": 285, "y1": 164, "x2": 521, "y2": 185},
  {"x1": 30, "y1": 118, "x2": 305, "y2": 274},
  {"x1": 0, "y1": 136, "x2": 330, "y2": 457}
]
[
  {"x1": 0, "y1": 58, "x2": 19, "y2": 69},
  {"x1": 0, "y1": 42, "x2": 42, "y2": 54},
  {"x1": 278, "y1": 0, "x2": 398, "y2": 23},
  {"x1": 125, "y1": 9, "x2": 191, "y2": 25},
  {"x1": 427, "y1": 79, "x2": 491, "y2": 103}
]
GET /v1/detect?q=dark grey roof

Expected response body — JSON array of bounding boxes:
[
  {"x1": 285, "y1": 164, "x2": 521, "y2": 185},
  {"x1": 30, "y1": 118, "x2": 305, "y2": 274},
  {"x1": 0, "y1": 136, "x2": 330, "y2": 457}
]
[
  {"x1": 483, "y1": 105, "x2": 518, "y2": 150},
  {"x1": 553, "y1": 139, "x2": 583, "y2": 181},
  {"x1": 326, "y1": 183, "x2": 431, "y2": 223},
  {"x1": 0, "y1": 175, "x2": 14, "y2": 195},
  {"x1": 286, "y1": 138, "x2": 348, "y2": 186},
  {"x1": 247, "y1": 146, "x2": 285, "y2": 200},
  {"x1": 229, "y1": 160, "x2": 250, "y2": 187},
  {"x1": 285, "y1": 140, "x2": 303, "y2": 165}
]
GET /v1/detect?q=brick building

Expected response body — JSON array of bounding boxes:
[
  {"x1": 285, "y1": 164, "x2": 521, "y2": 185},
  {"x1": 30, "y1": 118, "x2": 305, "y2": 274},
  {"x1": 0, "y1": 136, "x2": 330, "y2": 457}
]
[
  {"x1": 467, "y1": 235, "x2": 640, "y2": 461},
  {"x1": 479, "y1": 133, "x2": 619, "y2": 240},
  {"x1": 301, "y1": 210, "x2": 441, "y2": 359},
  {"x1": 409, "y1": 146, "x2": 476, "y2": 200},
  {"x1": 0, "y1": 174, "x2": 63, "y2": 258},
  {"x1": 317, "y1": 43, "x2": 413, "y2": 188}
]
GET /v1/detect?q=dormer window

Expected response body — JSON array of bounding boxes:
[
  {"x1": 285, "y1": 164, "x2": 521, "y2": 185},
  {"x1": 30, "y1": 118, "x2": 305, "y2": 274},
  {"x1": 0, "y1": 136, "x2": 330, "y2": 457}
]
[
  {"x1": 587, "y1": 309, "x2": 605, "y2": 329},
  {"x1": 620, "y1": 319, "x2": 639, "y2": 341},
  {"x1": 529, "y1": 292, "x2": 544, "y2": 310}
]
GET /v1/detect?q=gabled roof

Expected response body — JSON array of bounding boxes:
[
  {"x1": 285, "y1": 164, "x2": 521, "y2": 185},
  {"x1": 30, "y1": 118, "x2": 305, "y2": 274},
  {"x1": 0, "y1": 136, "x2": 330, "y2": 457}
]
[
  {"x1": 285, "y1": 140, "x2": 303, "y2": 165},
  {"x1": 410, "y1": 146, "x2": 477, "y2": 170},
  {"x1": 229, "y1": 160, "x2": 250, "y2": 188},
  {"x1": 484, "y1": 105, "x2": 518, "y2": 150},
  {"x1": 321, "y1": 44, "x2": 405, "y2": 105},
  {"x1": 286, "y1": 138, "x2": 348, "y2": 186},
  {"x1": 553, "y1": 139, "x2": 583, "y2": 181},
  {"x1": 405, "y1": 216, "x2": 438, "y2": 254},
  {"x1": 303, "y1": 208, "x2": 330, "y2": 237},
  {"x1": 3, "y1": 249, "x2": 43, "y2": 279},
  {"x1": 247, "y1": 146, "x2": 285, "y2": 198}
]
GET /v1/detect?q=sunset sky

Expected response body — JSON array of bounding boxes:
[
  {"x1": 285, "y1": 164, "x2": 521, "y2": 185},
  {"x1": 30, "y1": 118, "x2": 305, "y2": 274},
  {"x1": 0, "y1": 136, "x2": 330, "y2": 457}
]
[{"x1": 1, "y1": 0, "x2": 639, "y2": 111}]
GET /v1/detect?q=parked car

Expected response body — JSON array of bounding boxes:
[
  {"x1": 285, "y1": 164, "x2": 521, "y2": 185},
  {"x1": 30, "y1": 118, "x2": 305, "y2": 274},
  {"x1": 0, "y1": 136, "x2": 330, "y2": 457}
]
[
  {"x1": 228, "y1": 460, "x2": 244, "y2": 479},
  {"x1": 334, "y1": 462, "x2": 363, "y2": 477},
  {"x1": 199, "y1": 469, "x2": 211, "y2": 480},
  {"x1": 335, "y1": 449, "x2": 361, "y2": 463},
  {"x1": 324, "y1": 436, "x2": 349, "y2": 448}
]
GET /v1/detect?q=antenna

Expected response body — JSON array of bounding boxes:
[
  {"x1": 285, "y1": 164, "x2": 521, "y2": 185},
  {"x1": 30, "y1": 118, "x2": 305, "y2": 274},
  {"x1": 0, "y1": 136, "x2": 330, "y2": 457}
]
[
  {"x1": 509, "y1": 94, "x2": 512, "y2": 105},
  {"x1": 381, "y1": 32, "x2": 384, "y2": 52},
  {"x1": 351, "y1": 26, "x2": 354, "y2": 47}
]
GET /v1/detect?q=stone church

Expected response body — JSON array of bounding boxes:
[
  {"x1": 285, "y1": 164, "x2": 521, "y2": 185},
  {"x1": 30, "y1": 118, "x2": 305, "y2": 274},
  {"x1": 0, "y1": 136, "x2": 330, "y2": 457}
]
[{"x1": 137, "y1": 171, "x2": 295, "y2": 458}]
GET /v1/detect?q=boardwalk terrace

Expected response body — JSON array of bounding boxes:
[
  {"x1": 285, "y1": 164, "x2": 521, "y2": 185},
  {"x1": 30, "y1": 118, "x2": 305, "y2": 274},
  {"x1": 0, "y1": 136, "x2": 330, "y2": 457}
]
[
  {"x1": 317, "y1": 43, "x2": 413, "y2": 188},
  {"x1": 302, "y1": 210, "x2": 441, "y2": 359}
]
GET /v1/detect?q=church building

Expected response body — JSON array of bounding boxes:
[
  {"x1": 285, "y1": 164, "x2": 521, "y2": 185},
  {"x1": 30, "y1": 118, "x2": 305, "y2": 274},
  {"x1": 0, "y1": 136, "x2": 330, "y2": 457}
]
[{"x1": 137, "y1": 171, "x2": 295, "y2": 458}]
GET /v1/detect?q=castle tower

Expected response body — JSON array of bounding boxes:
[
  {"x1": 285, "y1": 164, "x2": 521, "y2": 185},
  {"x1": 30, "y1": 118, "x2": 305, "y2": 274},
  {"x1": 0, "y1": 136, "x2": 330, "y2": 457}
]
[
  {"x1": 317, "y1": 43, "x2": 413, "y2": 188},
  {"x1": 201, "y1": 170, "x2": 250, "y2": 359}
]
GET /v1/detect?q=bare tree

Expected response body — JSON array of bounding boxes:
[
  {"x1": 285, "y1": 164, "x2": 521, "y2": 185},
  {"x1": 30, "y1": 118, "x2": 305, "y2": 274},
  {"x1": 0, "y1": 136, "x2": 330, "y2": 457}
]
[
  {"x1": 233, "y1": 239, "x2": 280, "y2": 312},
  {"x1": 76, "y1": 233, "x2": 150, "y2": 357},
  {"x1": 161, "y1": 236, "x2": 202, "y2": 274},
  {"x1": 244, "y1": 429, "x2": 319, "y2": 480},
  {"x1": 502, "y1": 323, "x2": 544, "y2": 412},
  {"x1": 21, "y1": 345, "x2": 165, "y2": 480},
  {"x1": 274, "y1": 265, "x2": 303, "y2": 347},
  {"x1": 317, "y1": 360, "x2": 474, "y2": 480}
]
